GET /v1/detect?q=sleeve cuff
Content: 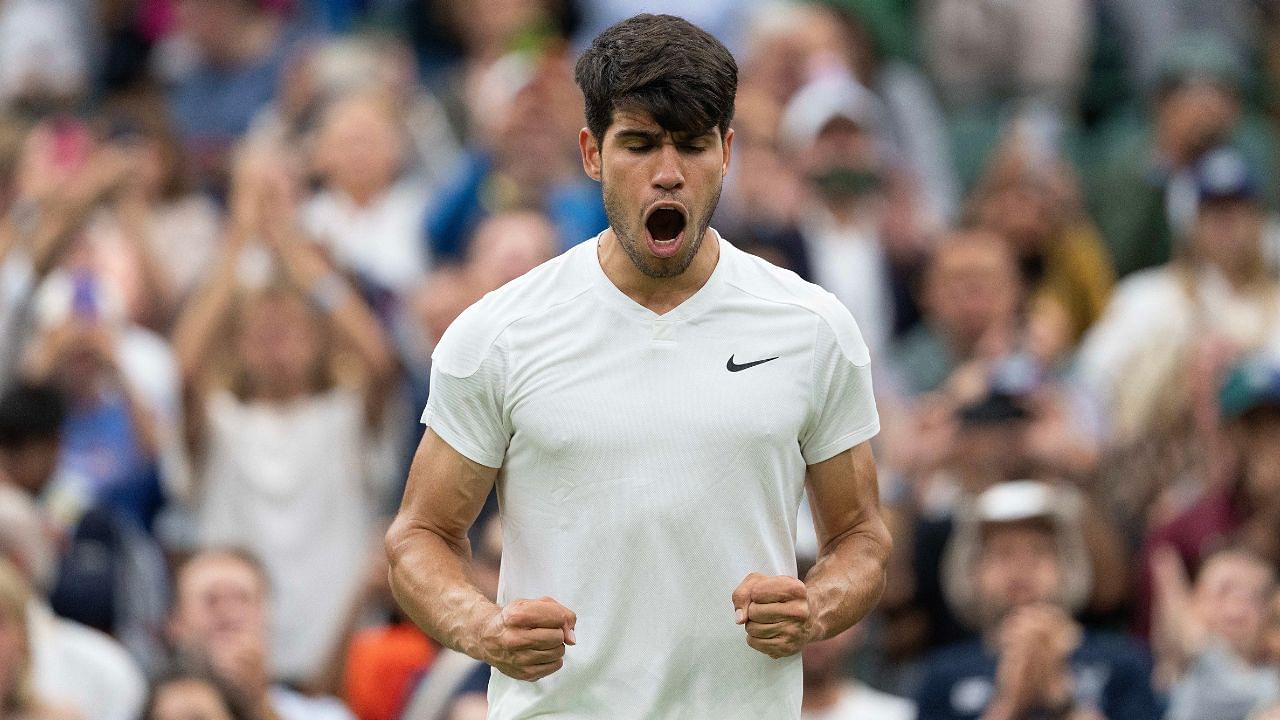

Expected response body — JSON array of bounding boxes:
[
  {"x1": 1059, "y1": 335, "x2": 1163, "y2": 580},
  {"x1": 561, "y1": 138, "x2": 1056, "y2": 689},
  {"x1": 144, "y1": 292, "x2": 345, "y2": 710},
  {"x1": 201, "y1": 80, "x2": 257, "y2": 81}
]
[
  {"x1": 802, "y1": 418, "x2": 880, "y2": 465},
  {"x1": 422, "y1": 407, "x2": 505, "y2": 469}
]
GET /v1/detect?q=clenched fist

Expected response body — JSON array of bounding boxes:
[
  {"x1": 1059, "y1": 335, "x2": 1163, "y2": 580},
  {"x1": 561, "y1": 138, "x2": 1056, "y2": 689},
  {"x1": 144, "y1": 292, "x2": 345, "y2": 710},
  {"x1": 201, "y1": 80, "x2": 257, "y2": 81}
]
[
  {"x1": 479, "y1": 596, "x2": 577, "y2": 681},
  {"x1": 731, "y1": 573, "x2": 814, "y2": 659}
]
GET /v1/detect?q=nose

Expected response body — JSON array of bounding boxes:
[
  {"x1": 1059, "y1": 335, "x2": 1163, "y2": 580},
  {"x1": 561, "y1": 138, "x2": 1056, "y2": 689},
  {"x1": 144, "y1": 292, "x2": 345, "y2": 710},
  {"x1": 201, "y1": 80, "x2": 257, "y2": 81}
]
[{"x1": 651, "y1": 143, "x2": 684, "y2": 192}]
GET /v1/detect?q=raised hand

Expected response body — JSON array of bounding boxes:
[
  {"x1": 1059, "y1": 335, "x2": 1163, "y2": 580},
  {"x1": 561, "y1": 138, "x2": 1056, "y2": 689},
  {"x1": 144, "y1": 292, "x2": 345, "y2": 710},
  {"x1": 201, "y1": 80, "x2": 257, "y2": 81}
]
[
  {"x1": 479, "y1": 596, "x2": 576, "y2": 681},
  {"x1": 731, "y1": 572, "x2": 814, "y2": 659}
]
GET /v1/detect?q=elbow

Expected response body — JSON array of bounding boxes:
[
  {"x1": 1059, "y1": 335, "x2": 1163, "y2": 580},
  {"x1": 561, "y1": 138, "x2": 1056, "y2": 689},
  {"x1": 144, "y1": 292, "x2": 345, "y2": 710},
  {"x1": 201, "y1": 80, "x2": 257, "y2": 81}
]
[
  {"x1": 871, "y1": 515, "x2": 894, "y2": 570},
  {"x1": 384, "y1": 513, "x2": 416, "y2": 574}
]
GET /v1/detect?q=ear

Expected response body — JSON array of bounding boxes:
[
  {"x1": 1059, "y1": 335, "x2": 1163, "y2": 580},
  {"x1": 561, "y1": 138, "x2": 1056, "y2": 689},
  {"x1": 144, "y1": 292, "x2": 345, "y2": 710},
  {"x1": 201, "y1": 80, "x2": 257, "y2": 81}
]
[
  {"x1": 721, "y1": 127, "x2": 734, "y2": 178},
  {"x1": 579, "y1": 127, "x2": 602, "y2": 182}
]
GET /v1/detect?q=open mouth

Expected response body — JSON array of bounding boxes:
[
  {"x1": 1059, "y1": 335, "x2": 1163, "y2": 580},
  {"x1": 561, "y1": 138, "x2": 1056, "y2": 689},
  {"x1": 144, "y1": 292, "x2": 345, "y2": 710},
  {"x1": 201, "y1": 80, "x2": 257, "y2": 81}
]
[{"x1": 643, "y1": 205, "x2": 688, "y2": 259}]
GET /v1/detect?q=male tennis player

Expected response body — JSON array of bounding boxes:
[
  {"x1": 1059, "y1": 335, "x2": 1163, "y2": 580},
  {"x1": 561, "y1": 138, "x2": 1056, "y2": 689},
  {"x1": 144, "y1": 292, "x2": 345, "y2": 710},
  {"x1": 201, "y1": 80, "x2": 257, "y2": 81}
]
[{"x1": 386, "y1": 13, "x2": 891, "y2": 718}]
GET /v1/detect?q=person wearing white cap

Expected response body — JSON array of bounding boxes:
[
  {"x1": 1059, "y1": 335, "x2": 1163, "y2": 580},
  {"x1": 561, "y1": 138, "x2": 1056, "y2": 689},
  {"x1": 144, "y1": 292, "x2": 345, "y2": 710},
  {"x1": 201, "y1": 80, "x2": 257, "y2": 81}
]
[
  {"x1": 779, "y1": 72, "x2": 896, "y2": 357},
  {"x1": 914, "y1": 481, "x2": 1159, "y2": 720}
]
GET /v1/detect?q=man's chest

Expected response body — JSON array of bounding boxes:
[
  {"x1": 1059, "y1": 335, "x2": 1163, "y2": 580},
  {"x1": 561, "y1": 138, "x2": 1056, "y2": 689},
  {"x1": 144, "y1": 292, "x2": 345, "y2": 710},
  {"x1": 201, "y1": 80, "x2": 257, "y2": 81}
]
[{"x1": 501, "y1": 311, "x2": 816, "y2": 474}]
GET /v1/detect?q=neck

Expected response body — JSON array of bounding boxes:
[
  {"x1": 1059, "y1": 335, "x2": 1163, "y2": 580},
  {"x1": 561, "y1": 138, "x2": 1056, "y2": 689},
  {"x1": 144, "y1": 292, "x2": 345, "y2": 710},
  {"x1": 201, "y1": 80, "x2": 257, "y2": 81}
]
[
  {"x1": 801, "y1": 676, "x2": 843, "y2": 713},
  {"x1": 245, "y1": 377, "x2": 311, "y2": 403},
  {"x1": 341, "y1": 182, "x2": 386, "y2": 208},
  {"x1": 1215, "y1": 257, "x2": 1263, "y2": 291},
  {"x1": 598, "y1": 226, "x2": 720, "y2": 315}
]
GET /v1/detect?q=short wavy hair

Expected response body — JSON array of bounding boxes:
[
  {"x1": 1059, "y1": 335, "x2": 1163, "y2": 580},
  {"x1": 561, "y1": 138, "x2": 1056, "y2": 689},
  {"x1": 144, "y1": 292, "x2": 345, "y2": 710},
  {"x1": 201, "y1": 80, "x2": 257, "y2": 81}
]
[{"x1": 574, "y1": 14, "x2": 737, "y2": 143}]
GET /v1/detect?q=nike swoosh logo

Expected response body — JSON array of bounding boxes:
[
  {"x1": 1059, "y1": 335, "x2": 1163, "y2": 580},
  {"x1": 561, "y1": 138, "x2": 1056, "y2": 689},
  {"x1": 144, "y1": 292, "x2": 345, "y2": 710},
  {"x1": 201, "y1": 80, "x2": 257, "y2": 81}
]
[{"x1": 726, "y1": 355, "x2": 780, "y2": 372}]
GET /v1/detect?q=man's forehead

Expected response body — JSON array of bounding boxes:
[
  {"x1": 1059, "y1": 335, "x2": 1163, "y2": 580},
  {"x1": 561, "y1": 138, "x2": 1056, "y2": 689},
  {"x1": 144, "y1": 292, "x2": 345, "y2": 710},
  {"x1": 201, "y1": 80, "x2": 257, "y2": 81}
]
[{"x1": 606, "y1": 110, "x2": 719, "y2": 140}]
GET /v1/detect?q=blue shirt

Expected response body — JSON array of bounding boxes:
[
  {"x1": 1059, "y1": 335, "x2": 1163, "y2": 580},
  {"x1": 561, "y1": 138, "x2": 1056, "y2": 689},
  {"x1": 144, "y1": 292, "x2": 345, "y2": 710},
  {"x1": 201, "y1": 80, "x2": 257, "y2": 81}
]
[{"x1": 915, "y1": 632, "x2": 1161, "y2": 720}]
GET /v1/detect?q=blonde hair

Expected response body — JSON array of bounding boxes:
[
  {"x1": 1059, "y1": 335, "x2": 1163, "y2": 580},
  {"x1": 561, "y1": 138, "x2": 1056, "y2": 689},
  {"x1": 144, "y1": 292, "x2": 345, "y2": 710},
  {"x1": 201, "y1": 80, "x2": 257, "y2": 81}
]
[
  {"x1": 0, "y1": 558, "x2": 34, "y2": 713},
  {"x1": 227, "y1": 282, "x2": 336, "y2": 400}
]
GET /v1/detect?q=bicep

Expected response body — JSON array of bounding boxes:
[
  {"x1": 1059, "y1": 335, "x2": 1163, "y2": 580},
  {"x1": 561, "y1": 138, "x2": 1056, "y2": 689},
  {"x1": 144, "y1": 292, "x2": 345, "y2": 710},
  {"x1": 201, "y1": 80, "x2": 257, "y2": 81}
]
[
  {"x1": 804, "y1": 441, "x2": 884, "y2": 552},
  {"x1": 394, "y1": 428, "x2": 500, "y2": 548}
]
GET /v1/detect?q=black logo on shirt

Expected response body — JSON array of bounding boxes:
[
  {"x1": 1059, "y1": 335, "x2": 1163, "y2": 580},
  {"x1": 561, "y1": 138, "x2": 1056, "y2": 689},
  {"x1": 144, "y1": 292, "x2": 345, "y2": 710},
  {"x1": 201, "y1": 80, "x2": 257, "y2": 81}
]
[{"x1": 726, "y1": 355, "x2": 779, "y2": 372}]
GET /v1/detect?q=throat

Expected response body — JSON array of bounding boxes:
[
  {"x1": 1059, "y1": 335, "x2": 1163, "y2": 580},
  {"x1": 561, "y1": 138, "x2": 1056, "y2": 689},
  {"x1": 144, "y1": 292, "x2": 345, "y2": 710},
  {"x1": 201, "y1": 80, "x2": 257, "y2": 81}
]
[{"x1": 598, "y1": 228, "x2": 719, "y2": 315}]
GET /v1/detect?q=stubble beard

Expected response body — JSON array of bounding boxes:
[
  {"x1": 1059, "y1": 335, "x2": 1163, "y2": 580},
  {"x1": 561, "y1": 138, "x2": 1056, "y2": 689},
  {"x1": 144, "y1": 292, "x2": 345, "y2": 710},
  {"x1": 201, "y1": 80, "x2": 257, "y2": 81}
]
[{"x1": 601, "y1": 175, "x2": 722, "y2": 279}]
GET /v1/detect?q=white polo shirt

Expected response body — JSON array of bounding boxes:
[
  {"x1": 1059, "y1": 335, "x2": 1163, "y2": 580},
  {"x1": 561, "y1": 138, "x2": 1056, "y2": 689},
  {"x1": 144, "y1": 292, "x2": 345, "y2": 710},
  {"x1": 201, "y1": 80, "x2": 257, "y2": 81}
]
[{"x1": 423, "y1": 230, "x2": 879, "y2": 719}]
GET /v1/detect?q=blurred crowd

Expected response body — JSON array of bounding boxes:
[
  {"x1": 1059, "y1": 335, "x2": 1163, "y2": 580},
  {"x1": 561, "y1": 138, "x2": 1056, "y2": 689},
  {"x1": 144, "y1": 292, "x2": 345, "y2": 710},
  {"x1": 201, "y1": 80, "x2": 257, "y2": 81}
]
[{"x1": 2, "y1": 0, "x2": 1280, "y2": 719}]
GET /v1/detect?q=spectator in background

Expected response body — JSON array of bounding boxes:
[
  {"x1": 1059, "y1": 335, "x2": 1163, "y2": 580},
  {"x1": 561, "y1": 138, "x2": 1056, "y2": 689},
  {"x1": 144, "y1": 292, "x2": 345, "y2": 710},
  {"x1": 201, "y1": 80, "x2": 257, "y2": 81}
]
[
  {"x1": 250, "y1": 36, "x2": 461, "y2": 194},
  {"x1": 167, "y1": 549, "x2": 355, "y2": 720},
  {"x1": 799, "y1": 556, "x2": 915, "y2": 720},
  {"x1": 20, "y1": 188, "x2": 191, "y2": 523},
  {"x1": 1152, "y1": 547, "x2": 1278, "y2": 720},
  {"x1": 0, "y1": 559, "x2": 78, "y2": 720},
  {"x1": 426, "y1": 46, "x2": 606, "y2": 260},
  {"x1": 173, "y1": 148, "x2": 396, "y2": 684},
  {"x1": 885, "y1": 229, "x2": 1102, "y2": 483},
  {"x1": 889, "y1": 230, "x2": 1022, "y2": 398},
  {"x1": 144, "y1": 667, "x2": 253, "y2": 720},
  {"x1": 0, "y1": 120, "x2": 191, "y2": 519},
  {"x1": 779, "y1": 72, "x2": 896, "y2": 354},
  {"x1": 0, "y1": 121, "x2": 147, "y2": 389},
  {"x1": 0, "y1": 382, "x2": 170, "y2": 673},
  {"x1": 891, "y1": 383, "x2": 1121, "y2": 656},
  {"x1": 0, "y1": 482, "x2": 147, "y2": 720},
  {"x1": 90, "y1": 96, "x2": 225, "y2": 328},
  {"x1": 1089, "y1": 39, "x2": 1277, "y2": 278},
  {"x1": 714, "y1": 85, "x2": 810, "y2": 276},
  {"x1": 812, "y1": 0, "x2": 960, "y2": 227},
  {"x1": 1138, "y1": 354, "x2": 1280, "y2": 633},
  {"x1": 969, "y1": 123, "x2": 1115, "y2": 356},
  {"x1": 916, "y1": 481, "x2": 1158, "y2": 720},
  {"x1": 163, "y1": 0, "x2": 304, "y2": 192},
  {"x1": 0, "y1": 383, "x2": 68, "y2": 516},
  {"x1": 414, "y1": 209, "x2": 559, "y2": 349},
  {"x1": 1078, "y1": 148, "x2": 1280, "y2": 525},
  {"x1": 303, "y1": 90, "x2": 433, "y2": 322}
]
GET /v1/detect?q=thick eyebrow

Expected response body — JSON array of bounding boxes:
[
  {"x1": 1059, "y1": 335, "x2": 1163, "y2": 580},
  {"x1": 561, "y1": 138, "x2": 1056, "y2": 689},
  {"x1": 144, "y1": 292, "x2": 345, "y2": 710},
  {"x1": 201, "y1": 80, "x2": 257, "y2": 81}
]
[
  {"x1": 611, "y1": 129, "x2": 663, "y2": 144},
  {"x1": 610, "y1": 128, "x2": 717, "y2": 145}
]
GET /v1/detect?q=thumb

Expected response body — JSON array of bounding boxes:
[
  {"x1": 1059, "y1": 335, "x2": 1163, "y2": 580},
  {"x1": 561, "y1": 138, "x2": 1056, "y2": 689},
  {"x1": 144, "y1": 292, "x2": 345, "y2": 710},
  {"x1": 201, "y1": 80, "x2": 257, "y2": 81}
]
[
  {"x1": 731, "y1": 574, "x2": 759, "y2": 624},
  {"x1": 552, "y1": 600, "x2": 577, "y2": 646},
  {"x1": 563, "y1": 611, "x2": 577, "y2": 646}
]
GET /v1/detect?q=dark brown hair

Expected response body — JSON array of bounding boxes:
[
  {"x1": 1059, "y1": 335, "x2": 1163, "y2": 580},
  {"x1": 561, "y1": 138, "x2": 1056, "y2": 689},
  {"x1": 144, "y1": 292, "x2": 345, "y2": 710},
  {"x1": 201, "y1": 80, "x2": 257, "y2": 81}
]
[{"x1": 574, "y1": 14, "x2": 737, "y2": 142}]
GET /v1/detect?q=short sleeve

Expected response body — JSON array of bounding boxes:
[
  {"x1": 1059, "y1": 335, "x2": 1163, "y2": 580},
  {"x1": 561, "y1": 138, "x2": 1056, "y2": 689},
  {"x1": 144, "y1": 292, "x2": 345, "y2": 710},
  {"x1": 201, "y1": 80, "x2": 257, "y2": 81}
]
[
  {"x1": 421, "y1": 339, "x2": 511, "y2": 469},
  {"x1": 799, "y1": 312, "x2": 879, "y2": 465}
]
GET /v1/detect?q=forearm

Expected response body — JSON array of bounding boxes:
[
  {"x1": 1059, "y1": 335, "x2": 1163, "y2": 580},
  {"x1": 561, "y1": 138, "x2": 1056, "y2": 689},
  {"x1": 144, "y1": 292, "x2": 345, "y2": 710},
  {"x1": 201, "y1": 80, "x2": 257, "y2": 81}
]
[
  {"x1": 172, "y1": 240, "x2": 242, "y2": 381},
  {"x1": 273, "y1": 230, "x2": 394, "y2": 380},
  {"x1": 386, "y1": 521, "x2": 498, "y2": 661},
  {"x1": 118, "y1": 207, "x2": 177, "y2": 330},
  {"x1": 803, "y1": 519, "x2": 891, "y2": 641}
]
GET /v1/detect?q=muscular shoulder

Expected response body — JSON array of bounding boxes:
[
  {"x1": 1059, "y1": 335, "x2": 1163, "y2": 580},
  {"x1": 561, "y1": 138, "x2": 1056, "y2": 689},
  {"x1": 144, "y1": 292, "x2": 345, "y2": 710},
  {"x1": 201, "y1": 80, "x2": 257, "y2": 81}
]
[
  {"x1": 431, "y1": 242, "x2": 594, "y2": 378},
  {"x1": 722, "y1": 241, "x2": 870, "y2": 366}
]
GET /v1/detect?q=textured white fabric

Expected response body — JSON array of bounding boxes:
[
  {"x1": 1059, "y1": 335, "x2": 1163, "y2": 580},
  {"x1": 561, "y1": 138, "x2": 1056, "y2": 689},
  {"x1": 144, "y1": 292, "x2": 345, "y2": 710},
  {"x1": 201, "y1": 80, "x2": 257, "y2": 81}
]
[
  {"x1": 302, "y1": 179, "x2": 432, "y2": 293},
  {"x1": 270, "y1": 685, "x2": 356, "y2": 720},
  {"x1": 800, "y1": 209, "x2": 893, "y2": 358},
  {"x1": 197, "y1": 388, "x2": 373, "y2": 681},
  {"x1": 29, "y1": 601, "x2": 147, "y2": 720},
  {"x1": 423, "y1": 231, "x2": 879, "y2": 719},
  {"x1": 801, "y1": 682, "x2": 916, "y2": 720}
]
